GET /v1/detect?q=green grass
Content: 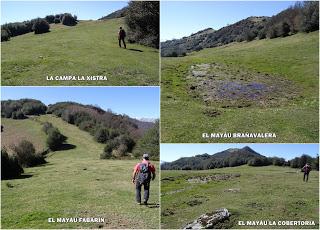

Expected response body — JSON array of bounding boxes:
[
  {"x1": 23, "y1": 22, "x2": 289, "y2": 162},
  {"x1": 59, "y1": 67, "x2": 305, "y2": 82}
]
[
  {"x1": 161, "y1": 32, "x2": 319, "y2": 143},
  {"x1": 1, "y1": 18, "x2": 159, "y2": 86},
  {"x1": 161, "y1": 166, "x2": 319, "y2": 229},
  {"x1": 1, "y1": 118, "x2": 47, "y2": 152},
  {"x1": 1, "y1": 115, "x2": 160, "y2": 229}
]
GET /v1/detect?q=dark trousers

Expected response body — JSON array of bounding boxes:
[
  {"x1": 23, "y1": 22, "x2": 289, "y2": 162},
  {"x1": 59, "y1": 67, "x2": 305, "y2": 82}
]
[
  {"x1": 119, "y1": 38, "x2": 126, "y2": 48},
  {"x1": 303, "y1": 172, "x2": 309, "y2": 182},
  {"x1": 136, "y1": 180, "x2": 150, "y2": 203}
]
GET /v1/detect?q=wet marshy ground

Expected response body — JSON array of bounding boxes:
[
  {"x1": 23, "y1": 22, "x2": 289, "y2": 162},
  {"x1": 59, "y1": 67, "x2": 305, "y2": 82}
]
[{"x1": 187, "y1": 63, "x2": 299, "y2": 108}]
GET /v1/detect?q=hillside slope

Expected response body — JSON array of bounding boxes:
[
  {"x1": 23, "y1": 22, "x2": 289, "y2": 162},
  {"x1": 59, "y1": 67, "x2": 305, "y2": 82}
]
[
  {"x1": 161, "y1": 17, "x2": 267, "y2": 56},
  {"x1": 1, "y1": 115, "x2": 160, "y2": 228},
  {"x1": 1, "y1": 18, "x2": 159, "y2": 86},
  {"x1": 161, "y1": 32, "x2": 319, "y2": 143}
]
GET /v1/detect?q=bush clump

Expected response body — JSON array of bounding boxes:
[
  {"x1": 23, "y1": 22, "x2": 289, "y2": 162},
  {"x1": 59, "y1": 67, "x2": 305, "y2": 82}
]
[
  {"x1": 11, "y1": 111, "x2": 26, "y2": 119},
  {"x1": 32, "y1": 18, "x2": 50, "y2": 34},
  {"x1": 62, "y1": 13, "x2": 77, "y2": 26},
  {"x1": 1, "y1": 29, "x2": 10, "y2": 42},
  {"x1": 94, "y1": 128, "x2": 109, "y2": 143},
  {"x1": 54, "y1": 18, "x2": 61, "y2": 24},
  {"x1": 125, "y1": 1, "x2": 159, "y2": 48},
  {"x1": 46, "y1": 128, "x2": 67, "y2": 151},
  {"x1": 12, "y1": 140, "x2": 46, "y2": 167},
  {"x1": 45, "y1": 15, "x2": 55, "y2": 24},
  {"x1": 1, "y1": 148, "x2": 24, "y2": 179}
]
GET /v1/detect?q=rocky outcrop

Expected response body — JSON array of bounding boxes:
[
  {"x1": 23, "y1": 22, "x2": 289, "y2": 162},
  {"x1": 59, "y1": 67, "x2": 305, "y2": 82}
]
[{"x1": 183, "y1": 208, "x2": 231, "y2": 229}]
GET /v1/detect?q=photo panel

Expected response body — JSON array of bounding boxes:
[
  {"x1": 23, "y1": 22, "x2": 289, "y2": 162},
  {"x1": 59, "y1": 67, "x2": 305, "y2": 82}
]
[
  {"x1": 161, "y1": 143, "x2": 319, "y2": 229},
  {"x1": 160, "y1": 1, "x2": 319, "y2": 143},
  {"x1": 1, "y1": 86, "x2": 160, "y2": 229},
  {"x1": 1, "y1": 1, "x2": 159, "y2": 86}
]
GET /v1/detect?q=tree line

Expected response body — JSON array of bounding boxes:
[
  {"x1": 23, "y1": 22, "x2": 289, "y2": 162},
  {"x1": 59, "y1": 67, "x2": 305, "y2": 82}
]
[
  {"x1": 162, "y1": 154, "x2": 319, "y2": 171},
  {"x1": 1, "y1": 13, "x2": 78, "y2": 42}
]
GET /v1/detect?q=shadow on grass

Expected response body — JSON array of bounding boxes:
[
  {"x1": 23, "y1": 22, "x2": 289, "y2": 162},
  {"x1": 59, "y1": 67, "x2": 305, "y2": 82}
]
[
  {"x1": 2, "y1": 174, "x2": 33, "y2": 181},
  {"x1": 55, "y1": 143, "x2": 76, "y2": 151},
  {"x1": 146, "y1": 203, "x2": 160, "y2": 208},
  {"x1": 128, "y1": 48, "x2": 143, "y2": 52}
]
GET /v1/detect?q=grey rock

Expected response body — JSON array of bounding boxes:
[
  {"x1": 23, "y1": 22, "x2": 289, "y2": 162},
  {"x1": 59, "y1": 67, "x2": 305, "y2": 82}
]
[
  {"x1": 183, "y1": 208, "x2": 231, "y2": 229},
  {"x1": 192, "y1": 70, "x2": 207, "y2": 77}
]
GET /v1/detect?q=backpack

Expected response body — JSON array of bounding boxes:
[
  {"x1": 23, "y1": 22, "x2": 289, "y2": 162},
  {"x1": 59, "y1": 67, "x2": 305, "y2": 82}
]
[
  {"x1": 119, "y1": 29, "x2": 126, "y2": 38},
  {"x1": 137, "y1": 163, "x2": 151, "y2": 183}
]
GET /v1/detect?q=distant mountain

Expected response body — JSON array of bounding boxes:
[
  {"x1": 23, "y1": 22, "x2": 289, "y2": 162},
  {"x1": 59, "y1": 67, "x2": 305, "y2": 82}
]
[
  {"x1": 161, "y1": 146, "x2": 266, "y2": 170},
  {"x1": 161, "y1": 16, "x2": 268, "y2": 57},
  {"x1": 161, "y1": 2, "x2": 319, "y2": 57},
  {"x1": 99, "y1": 6, "x2": 128, "y2": 20}
]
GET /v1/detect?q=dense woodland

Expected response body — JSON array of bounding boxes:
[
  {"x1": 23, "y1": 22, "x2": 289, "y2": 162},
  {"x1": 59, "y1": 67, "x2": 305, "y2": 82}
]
[
  {"x1": 161, "y1": 146, "x2": 319, "y2": 171},
  {"x1": 161, "y1": 1, "x2": 319, "y2": 56}
]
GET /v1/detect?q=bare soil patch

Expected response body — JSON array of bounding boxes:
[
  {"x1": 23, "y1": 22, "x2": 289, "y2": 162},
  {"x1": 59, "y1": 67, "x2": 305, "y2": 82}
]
[{"x1": 187, "y1": 63, "x2": 299, "y2": 108}]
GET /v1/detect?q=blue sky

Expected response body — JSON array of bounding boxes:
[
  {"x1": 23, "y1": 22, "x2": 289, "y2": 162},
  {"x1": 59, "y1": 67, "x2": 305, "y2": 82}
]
[
  {"x1": 161, "y1": 144, "x2": 319, "y2": 162},
  {"x1": 161, "y1": 1, "x2": 297, "y2": 41},
  {"x1": 1, "y1": 87, "x2": 159, "y2": 119},
  {"x1": 1, "y1": 1, "x2": 128, "y2": 24}
]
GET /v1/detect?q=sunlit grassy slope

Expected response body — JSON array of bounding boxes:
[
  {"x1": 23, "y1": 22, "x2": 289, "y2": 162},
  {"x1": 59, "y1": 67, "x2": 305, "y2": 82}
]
[
  {"x1": 161, "y1": 32, "x2": 319, "y2": 143},
  {"x1": 1, "y1": 115, "x2": 160, "y2": 229},
  {"x1": 1, "y1": 18, "x2": 159, "y2": 86}
]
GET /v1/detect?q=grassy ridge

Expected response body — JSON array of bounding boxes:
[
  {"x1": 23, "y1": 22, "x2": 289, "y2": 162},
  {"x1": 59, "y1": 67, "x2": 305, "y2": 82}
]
[
  {"x1": 1, "y1": 18, "x2": 159, "y2": 86},
  {"x1": 161, "y1": 32, "x2": 319, "y2": 143},
  {"x1": 1, "y1": 115, "x2": 160, "y2": 228},
  {"x1": 161, "y1": 166, "x2": 319, "y2": 229}
]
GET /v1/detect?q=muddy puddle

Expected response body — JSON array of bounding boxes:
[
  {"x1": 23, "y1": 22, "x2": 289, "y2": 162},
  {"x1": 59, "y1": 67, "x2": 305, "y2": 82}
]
[{"x1": 187, "y1": 63, "x2": 299, "y2": 108}]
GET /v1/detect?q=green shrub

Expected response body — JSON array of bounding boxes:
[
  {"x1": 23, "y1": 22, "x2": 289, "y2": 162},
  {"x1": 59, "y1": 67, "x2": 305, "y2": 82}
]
[
  {"x1": 62, "y1": 13, "x2": 77, "y2": 26},
  {"x1": 1, "y1": 148, "x2": 24, "y2": 179},
  {"x1": 1, "y1": 29, "x2": 10, "y2": 42},
  {"x1": 244, "y1": 30, "x2": 256, "y2": 41},
  {"x1": 300, "y1": 1, "x2": 319, "y2": 33},
  {"x1": 54, "y1": 18, "x2": 61, "y2": 24},
  {"x1": 32, "y1": 18, "x2": 50, "y2": 34},
  {"x1": 46, "y1": 128, "x2": 67, "y2": 151},
  {"x1": 11, "y1": 111, "x2": 26, "y2": 119},
  {"x1": 125, "y1": 1, "x2": 159, "y2": 48},
  {"x1": 45, "y1": 15, "x2": 55, "y2": 24},
  {"x1": 12, "y1": 140, "x2": 46, "y2": 167},
  {"x1": 94, "y1": 128, "x2": 109, "y2": 143},
  {"x1": 100, "y1": 140, "x2": 118, "y2": 159}
]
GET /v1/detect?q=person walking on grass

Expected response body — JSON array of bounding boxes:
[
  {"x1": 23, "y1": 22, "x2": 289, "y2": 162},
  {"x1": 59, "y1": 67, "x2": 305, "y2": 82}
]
[
  {"x1": 118, "y1": 27, "x2": 126, "y2": 49},
  {"x1": 132, "y1": 153, "x2": 156, "y2": 205},
  {"x1": 302, "y1": 163, "x2": 311, "y2": 182}
]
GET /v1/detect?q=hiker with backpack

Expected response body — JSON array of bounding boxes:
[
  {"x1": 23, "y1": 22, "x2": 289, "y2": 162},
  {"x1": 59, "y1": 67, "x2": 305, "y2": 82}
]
[
  {"x1": 302, "y1": 163, "x2": 312, "y2": 182},
  {"x1": 118, "y1": 27, "x2": 126, "y2": 49},
  {"x1": 132, "y1": 153, "x2": 156, "y2": 205}
]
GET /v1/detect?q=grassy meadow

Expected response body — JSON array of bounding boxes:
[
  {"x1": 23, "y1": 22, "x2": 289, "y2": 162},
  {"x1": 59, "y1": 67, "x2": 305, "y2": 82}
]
[
  {"x1": 161, "y1": 165, "x2": 319, "y2": 229},
  {"x1": 1, "y1": 18, "x2": 159, "y2": 86},
  {"x1": 161, "y1": 32, "x2": 319, "y2": 143},
  {"x1": 1, "y1": 115, "x2": 160, "y2": 229}
]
